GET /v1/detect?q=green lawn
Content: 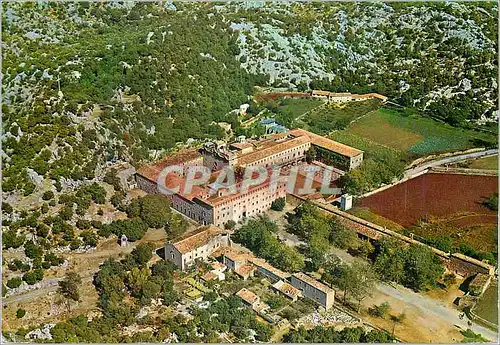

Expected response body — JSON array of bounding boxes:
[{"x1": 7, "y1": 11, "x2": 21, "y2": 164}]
[
  {"x1": 342, "y1": 108, "x2": 497, "y2": 156},
  {"x1": 279, "y1": 98, "x2": 324, "y2": 119},
  {"x1": 473, "y1": 281, "x2": 498, "y2": 325}
]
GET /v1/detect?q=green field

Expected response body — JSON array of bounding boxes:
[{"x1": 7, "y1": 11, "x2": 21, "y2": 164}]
[
  {"x1": 465, "y1": 155, "x2": 498, "y2": 170},
  {"x1": 343, "y1": 108, "x2": 497, "y2": 156},
  {"x1": 279, "y1": 98, "x2": 324, "y2": 120},
  {"x1": 262, "y1": 98, "x2": 324, "y2": 127},
  {"x1": 473, "y1": 281, "x2": 498, "y2": 325},
  {"x1": 299, "y1": 99, "x2": 382, "y2": 134}
]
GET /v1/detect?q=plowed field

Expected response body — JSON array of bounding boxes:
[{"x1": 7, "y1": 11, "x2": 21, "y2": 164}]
[{"x1": 358, "y1": 173, "x2": 498, "y2": 228}]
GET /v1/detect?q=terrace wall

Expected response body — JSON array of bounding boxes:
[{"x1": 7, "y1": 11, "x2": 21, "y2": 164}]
[{"x1": 288, "y1": 195, "x2": 495, "y2": 277}]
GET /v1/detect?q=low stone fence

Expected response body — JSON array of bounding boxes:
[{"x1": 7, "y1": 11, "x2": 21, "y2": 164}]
[{"x1": 429, "y1": 166, "x2": 498, "y2": 176}]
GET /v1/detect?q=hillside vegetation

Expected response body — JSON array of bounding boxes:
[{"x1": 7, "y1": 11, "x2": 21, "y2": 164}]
[{"x1": 2, "y1": 1, "x2": 498, "y2": 197}]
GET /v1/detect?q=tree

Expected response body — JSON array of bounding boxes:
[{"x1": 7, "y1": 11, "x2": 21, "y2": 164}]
[
  {"x1": 390, "y1": 312, "x2": 406, "y2": 336},
  {"x1": 2, "y1": 230, "x2": 25, "y2": 249},
  {"x1": 104, "y1": 168, "x2": 122, "y2": 192},
  {"x1": 349, "y1": 261, "x2": 378, "y2": 311},
  {"x1": 16, "y1": 309, "x2": 26, "y2": 318},
  {"x1": 126, "y1": 267, "x2": 151, "y2": 296},
  {"x1": 270, "y1": 197, "x2": 286, "y2": 211},
  {"x1": 354, "y1": 239, "x2": 375, "y2": 258},
  {"x1": 136, "y1": 195, "x2": 171, "y2": 228},
  {"x1": 224, "y1": 220, "x2": 236, "y2": 230},
  {"x1": 323, "y1": 260, "x2": 377, "y2": 307},
  {"x1": 329, "y1": 223, "x2": 358, "y2": 250},
  {"x1": 374, "y1": 238, "x2": 406, "y2": 284},
  {"x1": 403, "y1": 245, "x2": 444, "y2": 292},
  {"x1": 131, "y1": 243, "x2": 154, "y2": 266},
  {"x1": 42, "y1": 190, "x2": 55, "y2": 200},
  {"x1": 58, "y1": 271, "x2": 82, "y2": 311},
  {"x1": 322, "y1": 262, "x2": 354, "y2": 305},
  {"x1": 23, "y1": 269, "x2": 44, "y2": 285},
  {"x1": 305, "y1": 146, "x2": 317, "y2": 163},
  {"x1": 165, "y1": 213, "x2": 188, "y2": 239},
  {"x1": 369, "y1": 302, "x2": 391, "y2": 319},
  {"x1": 7, "y1": 277, "x2": 23, "y2": 289},
  {"x1": 24, "y1": 241, "x2": 44, "y2": 259}
]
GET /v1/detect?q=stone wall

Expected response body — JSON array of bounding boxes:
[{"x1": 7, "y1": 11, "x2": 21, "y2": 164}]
[{"x1": 288, "y1": 195, "x2": 495, "y2": 278}]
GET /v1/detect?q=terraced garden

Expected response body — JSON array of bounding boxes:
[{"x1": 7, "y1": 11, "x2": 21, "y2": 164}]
[{"x1": 342, "y1": 108, "x2": 497, "y2": 156}]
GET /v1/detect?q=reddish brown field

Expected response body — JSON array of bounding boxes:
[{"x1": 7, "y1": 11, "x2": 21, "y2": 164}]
[{"x1": 358, "y1": 173, "x2": 498, "y2": 228}]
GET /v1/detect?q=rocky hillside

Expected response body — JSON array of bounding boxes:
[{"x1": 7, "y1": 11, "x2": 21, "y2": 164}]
[{"x1": 2, "y1": 1, "x2": 498, "y2": 197}]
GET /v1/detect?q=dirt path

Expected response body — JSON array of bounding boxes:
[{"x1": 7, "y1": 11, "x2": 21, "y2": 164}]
[
  {"x1": 327, "y1": 242, "x2": 497, "y2": 342},
  {"x1": 370, "y1": 283, "x2": 497, "y2": 342}
]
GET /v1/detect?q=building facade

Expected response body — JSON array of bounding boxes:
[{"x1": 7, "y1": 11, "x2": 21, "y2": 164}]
[
  {"x1": 165, "y1": 225, "x2": 230, "y2": 270},
  {"x1": 290, "y1": 272, "x2": 335, "y2": 309},
  {"x1": 136, "y1": 128, "x2": 363, "y2": 227}
]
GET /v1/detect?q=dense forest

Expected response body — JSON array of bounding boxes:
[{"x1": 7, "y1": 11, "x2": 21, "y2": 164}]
[{"x1": 2, "y1": 1, "x2": 498, "y2": 196}]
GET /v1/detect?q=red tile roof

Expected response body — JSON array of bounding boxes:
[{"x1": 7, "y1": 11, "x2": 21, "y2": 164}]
[
  {"x1": 236, "y1": 288, "x2": 259, "y2": 305},
  {"x1": 170, "y1": 225, "x2": 228, "y2": 254},
  {"x1": 293, "y1": 272, "x2": 335, "y2": 295},
  {"x1": 236, "y1": 135, "x2": 310, "y2": 166}
]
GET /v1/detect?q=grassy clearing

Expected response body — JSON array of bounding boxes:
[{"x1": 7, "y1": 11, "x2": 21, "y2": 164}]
[
  {"x1": 342, "y1": 108, "x2": 497, "y2": 156},
  {"x1": 299, "y1": 99, "x2": 382, "y2": 134},
  {"x1": 461, "y1": 155, "x2": 498, "y2": 170},
  {"x1": 408, "y1": 219, "x2": 497, "y2": 254},
  {"x1": 474, "y1": 281, "x2": 498, "y2": 325},
  {"x1": 346, "y1": 110, "x2": 424, "y2": 151}
]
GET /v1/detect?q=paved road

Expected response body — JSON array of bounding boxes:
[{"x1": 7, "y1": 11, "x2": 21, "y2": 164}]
[
  {"x1": 376, "y1": 283, "x2": 498, "y2": 342},
  {"x1": 404, "y1": 149, "x2": 498, "y2": 179}
]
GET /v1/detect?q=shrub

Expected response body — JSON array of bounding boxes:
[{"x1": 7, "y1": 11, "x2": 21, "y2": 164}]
[
  {"x1": 2, "y1": 230, "x2": 25, "y2": 249},
  {"x1": 23, "y1": 269, "x2": 44, "y2": 285},
  {"x1": 42, "y1": 191, "x2": 54, "y2": 200},
  {"x1": 80, "y1": 230, "x2": 98, "y2": 247},
  {"x1": 16, "y1": 309, "x2": 26, "y2": 318},
  {"x1": 7, "y1": 277, "x2": 23, "y2": 289},
  {"x1": 8, "y1": 259, "x2": 30, "y2": 272}
]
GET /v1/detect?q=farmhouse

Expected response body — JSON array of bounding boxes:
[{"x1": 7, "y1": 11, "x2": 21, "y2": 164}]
[
  {"x1": 235, "y1": 288, "x2": 270, "y2": 314},
  {"x1": 290, "y1": 272, "x2": 335, "y2": 309},
  {"x1": 165, "y1": 225, "x2": 230, "y2": 270},
  {"x1": 223, "y1": 251, "x2": 256, "y2": 280},
  {"x1": 136, "y1": 128, "x2": 363, "y2": 227}
]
